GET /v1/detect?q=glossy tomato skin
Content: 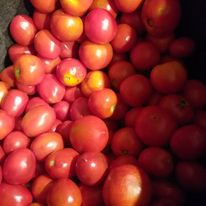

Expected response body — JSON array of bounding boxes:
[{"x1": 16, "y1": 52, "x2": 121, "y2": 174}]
[
  {"x1": 31, "y1": 0, "x2": 57, "y2": 13},
  {"x1": 103, "y1": 164, "x2": 152, "y2": 206},
  {"x1": 37, "y1": 74, "x2": 66, "y2": 104},
  {"x1": 0, "y1": 66, "x2": 15, "y2": 88},
  {"x1": 69, "y1": 115, "x2": 109, "y2": 153},
  {"x1": 47, "y1": 178, "x2": 82, "y2": 206},
  {"x1": 3, "y1": 148, "x2": 36, "y2": 185},
  {"x1": 114, "y1": 0, "x2": 143, "y2": 13},
  {"x1": 0, "y1": 110, "x2": 15, "y2": 140},
  {"x1": 53, "y1": 101, "x2": 70, "y2": 121},
  {"x1": 25, "y1": 97, "x2": 47, "y2": 112},
  {"x1": 30, "y1": 132, "x2": 64, "y2": 161},
  {"x1": 16, "y1": 82, "x2": 36, "y2": 95},
  {"x1": 60, "y1": 41, "x2": 79, "y2": 59},
  {"x1": 79, "y1": 41, "x2": 113, "y2": 70},
  {"x1": 0, "y1": 183, "x2": 32, "y2": 206},
  {"x1": 1, "y1": 89, "x2": 28, "y2": 117},
  {"x1": 21, "y1": 105, "x2": 56, "y2": 137},
  {"x1": 34, "y1": 30, "x2": 61, "y2": 59},
  {"x1": 14, "y1": 54, "x2": 45, "y2": 86},
  {"x1": 33, "y1": 11, "x2": 51, "y2": 30},
  {"x1": 3, "y1": 131, "x2": 30, "y2": 154},
  {"x1": 0, "y1": 81, "x2": 8, "y2": 105},
  {"x1": 9, "y1": 14, "x2": 37, "y2": 46}
]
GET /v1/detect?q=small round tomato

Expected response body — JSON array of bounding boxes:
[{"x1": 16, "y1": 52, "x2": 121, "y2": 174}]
[
  {"x1": 56, "y1": 58, "x2": 87, "y2": 87},
  {"x1": 3, "y1": 148, "x2": 36, "y2": 185},
  {"x1": 79, "y1": 41, "x2": 113, "y2": 71},
  {"x1": 41, "y1": 56, "x2": 61, "y2": 74},
  {"x1": 114, "y1": 0, "x2": 143, "y2": 13},
  {"x1": 69, "y1": 115, "x2": 109, "y2": 153},
  {"x1": 37, "y1": 74, "x2": 65, "y2": 104},
  {"x1": 125, "y1": 107, "x2": 143, "y2": 127},
  {"x1": 75, "y1": 152, "x2": 108, "y2": 186},
  {"x1": 34, "y1": 29, "x2": 61, "y2": 59},
  {"x1": 50, "y1": 9, "x2": 83, "y2": 42},
  {"x1": 15, "y1": 82, "x2": 36, "y2": 95},
  {"x1": 0, "y1": 81, "x2": 8, "y2": 105},
  {"x1": 3, "y1": 131, "x2": 30, "y2": 154},
  {"x1": 25, "y1": 97, "x2": 47, "y2": 112},
  {"x1": 31, "y1": 0, "x2": 57, "y2": 13},
  {"x1": 120, "y1": 74, "x2": 152, "y2": 107},
  {"x1": 30, "y1": 132, "x2": 64, "y2": 161},
  {"x1": 9, "y1": 14, "x2": 37, "y2": 46},
  {"x1": 150, "y1": 61, "x2": 188, "y2": 94},
  {"x1": 21, "y1": 105, "x2": 56, "y2": 137},
  {"x1": 64, "y1": 86, "x2": 82, "y2": 103},
  {"x1": 53, "y1": 101, "x2": 70, "y2": 121},
  {"x1": 60, "y1": 41, "x2": 79, "y2": 59},
  {"x1": 135, "y1": 106, "x2": 177, "y2": 146},
  {"x1": 47, "y1": 178, "x2": 82, "y2": 206},
  {"x1": 0, "y1": 66, "x2": 15, "y2": 88},
  {"x1": 14, "y1": 54, "x2": 45, "y2": 86},
  {"x1": 33, "y1": 11, "x2": 51, "y2": 30}
]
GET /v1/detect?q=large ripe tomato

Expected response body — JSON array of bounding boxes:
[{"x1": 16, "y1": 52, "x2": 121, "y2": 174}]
[
  {"x1": 21, "y1": 105, "x2": 56, "y2": 137},
  {"x1": 103, "y1": 164, "x2": 151, "y2": 206},
  {"x1": 33, "y1": 11, "x2": 51, "y2": 30},
  {"x1": 47, "y1": 178, "x2": 82, "y2": 206},
  {"x1": 0, "y1": 183, "x2": 32, "y2": 206},
  {"x1": 0, "y1": 81, "x2": 8, "y2": 105},
  {"x1": 69, "y1": 115, "x2": 109, "y2": 153},
  {"x1": 114, "y1": 0, "x2": 143, "y2": 13},
  {"x1": 3, "y1": 148, "x2": 36, "y2": 185},
  {"x1": 135, "y1": 106, "x2": 177, "y2": 146},
  {"x1": 0, "y1": 66, "x2": 15, "y2": 88},
  {"x1": 31, "y1": 0, "x2": 57, "y2": 13}
]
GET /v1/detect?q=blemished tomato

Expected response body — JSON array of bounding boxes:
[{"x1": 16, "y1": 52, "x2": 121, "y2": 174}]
[
  {"x1": 0, "y1": 183, "x2": 32, "y2": 206},
  {"x1": 3, "y1": 131, "x2": 30, "y2": 154},
  {"x1": 0, "y1": 81, "x2": 8, "y2": 104},
  {"x1": 45, "y1": 148, "x2": 79, "y2": 179},
  {"x1": 9, "y1": 14, "x2": 37, "y2": 46},
  {"x1": 60, "y1": 41, "x2": 79, "y2": 59},
  {"x1": 120, "y1": 74, "x2": 152, "y2": 107},
  {"x1": 111, "y1": 127, "x2": 143, "y2": 156},
  {"x1": 69, "y1": 115, "x2": 109, "y2": 153},
  {"x1": 3, "y1": 148, "x2": 36, "y2": 185},
  {"x1": 50, "y1": 9, "x2": 83, "y2": 42},
  {"x1": 47, "y1": 178, "x2": 82, "y2": 206},
  {"x1": 125, "y1": 107, "x2": 143, "y2": 127},
  {"x1": 53, "y1": 101, "x2": 70, "y2": 121},
  {"x1": 31, "y1": 0, "x2": 57, "y2": 13},
  {"x1": 30, "y1": 132, "x2": 64, "y2": 161},
  {"x1": 15, "y1": 82, "x2": 36, "y2": 95},
  {"x1": 0, "y1": 66, "x2": 15, "y2": 88},
  {"x1": 150, "y1": 61, "x2": 188, "y2": 94},
  {"x1": 25, "y1": 97, "x2": 47, "y2": 112},
  {"x1": 114, "y1": 0, "x2": 143, "y2": 13},
  {"x1": 21, "y1": 105, "x2": 56, "y2": 137},
  {"x1": 14, "y1": 54, "x2": 45, "y2": 86},
  {"x1": 138, "y1": 147, "x2": 174, "y2": 177},
  {"x1": 170, "y1": 124, "x2": 206, "y2": 160},
  {"x1": 33, "y1": 11, "x2": 51, "y2": 30},
  {"x1": 103, "y1": 164, "x2": 152, "y2": 206},
  {"x1": 135, "y1": 106, "x2": 177, "y2": 146},
  {"x1": 79, "y1": 40, "x2": 113, "y2": 71},
  {"x1": 75, "y1": 152, "x2": 108, "y2": 186}
]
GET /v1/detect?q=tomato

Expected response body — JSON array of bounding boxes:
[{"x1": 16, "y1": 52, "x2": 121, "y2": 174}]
[
  {"x1": 60, "y1": 41, "x2": 79, "y2": 59},
  {"x1": 31, "y1": 0, "x2": 57, "y2": 13},
  {"x1": 21, "y1": 105, "x2": 56, "y2": 137},
  {"x1": 194, "y1": 110, "x2": 206, "y2": 129},
  {"x1": 170, "y1": 124, "x2": 206, "y2": 160},
  {"x1": 79, "y1": 41, "x2": 113, "y2": 71},
  {"x1": 81, "y1": 71, "x2": 110, "y2": 97},
  {"x1": 37, "y1": 74, "x2": 66, "y2": 104},
  {"x1": 69, "y1": 115, "x2": 109, "y2": 153},
  {"x1": 110, "y1": 52, "x2": 128, "y2": 64},
  {"x1": 53, "y1": 101, "x2": 70, "y2": 121},
  {"x1": 125, "y1": 107, "x2": 143, "y2": 127},
  {"x1": 9, "y1": 14, "x2": 37, "y2": 46},
  {"x1": 50, "y1": 119, "x2": 62, "y2": 132},
  {"x1": 14, "y1": 54, "x2": 45, "y2": 86},
  {"x1": 3, "y1": 148, "x2": 36, "y2": 184},
  {"x1": 150, "y1": 61, "x2": 188, "y2": 94},
  {"x1": 25, "y1": 97, "x2": 48, "y2": 112},
  {"x1": 0, "y1": 81, "x2": 8, "y2": 105},
  {"x1": 30, "y1": 132, "x2": 64, "y2": 161},
  {"x1": 0, "y1": 166, "x2": 2, "y2": 183},
  {"x1": 111, "y1": 127, "x2": 143, "y2": 156},
  {"x1": 3, "y1": 131, "x2": 30, "y2": 154},
  {"x1": 138, "y1": 147, "x2": 174, "y2": 177},
  {"x1": 60, "y1": 0, "x2": 93, "y2": 16},
  {"x1": 47, "y1": 178, "x2": 82, "y2": 206},
  {"x1": 75, "y1": 152, "x2": 108, "y2": 186},
  {"x1": 142, "y1": 0, "x2": 181, "y2": 37},
  {"x1": 0, "y1": 183, "x2": 32, "y2": 206},
  {"x1": 0, "y1": 66, "x2": 15, "y2": 88},
  {"x1": 50, "y1": 9, "x2": 83, "y2": 42},
  {"x1": 64, "y1": 86, "x2": 82, "y2": 103},
  {"x1": 114, "y1": 0, "x2": 143, "y2": 13},
  {"x1": 1, "y1": 89, "x2": 28, "y2": 117},
  {"x1": 41, "y1": 56, "x2": 61, "y2": 74},
  {"x1": 120, "y1": 74, "x2": 152, "y2": 107},
  {"x1": 33, "y1": 11, "x2": 51, "y2": 30},
  {"x1": 103, "y1": 164, "x2": 152, "y2": 206},
  {"x1": 34, "y1": 30, "x2": 61, "y2": 59},
  {"x1": 0, "y1": 110, "x2": 15, "y2": 140},
  {"x1": 0, "y1": 146, "x2": 5, "y2": 163},
  {"x1": 16, "y1": 82, "x2": 36, "y2": 95},
  {"x1": 135, "y1": 106, "x2": 177, "y2": 146}
]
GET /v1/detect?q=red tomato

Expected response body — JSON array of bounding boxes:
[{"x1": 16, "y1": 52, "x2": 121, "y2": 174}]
[
  {"x1": 111, "y1": 127, "x2": 143, "y2": 156},
  {"x1": 110, "y1": 52, "x2": 128, "y2": 64},
  {"x1": 53, "y1": 101, "x2": 70, "y2": 121},
  {"x1": 0, "y1": 81, "x2": 8, "y2": 105},
  {"x1": 0, "y1": 146, "x2": 5, "y2": 163},
  {"x1": 9, "y1": 14, "x2": 37, "y2": 46},
  {"x1": 21, "y1": 105, "x2": 56, "y2": 137},
  {"x1": 33, "y1": 11, "x2": 51, "y2": 30},
  {"x1": 103, "y1": 164, "x2": 152, "y2": 206},
  {"x1": 40, "y1": 56, "x2": 61, "y2": 74},
  {"x1": 47, "y1": 178, "x2": 82, "y2": 206},
  {"x1": 135, "y1": 106, "x2": 177, "y2": 146},
  {"x1": 45, "y1": 148, "x2": 79, "y2": 179},
  {"x1": 3, "y1": 148, "x2": 36, "y2": 184},
  {"x1": 0, "y1": 166, "x2": 2, "y2": 183},
  {"x1": 31, "y1": 0, "x2": 57, "y2": 13},
  {"x1": 25, "y1": 97, "x2": 47, "y2": 112},
  {"x1": 0, "y1": 66, "x2": 15, "y2": 88},
  {"x1": 60, "y1": 41, "x2": 79, "y2": 59},
  {"x1": 114, "y1": 0, "x2": 143, "y2": 13},
  {"x1": 30, "y1": 132, "x2": 64, "y2": 161},
  {"x1": 0, "y1": 110, "x2": 15, "y2": 140},
  {"x1": 0, "y1": 183, "x2": 32, "y2": 206},
  {"x1": 16, "y1": 82, "x2": 36, "y2": 95},
  {"x1": 50, "y1": 119, "x2": 62, "y2": 132},
  {"x1": 194, "y1": 110, "x2": 206, "y2": 129},
  {"x1": 3, "y1": 131, "x2": 30, "y2": 154},
  {"x1": 120, "y1": 74, "x2": 152, "y2": 107},
  {"x1": 64, "y1": 86, "x2": 82, "y2": 103},
  {"x1": 125, "y1": 107, "x2": 143, "y2": 127},
  {"x1": 69, "y1": 115, "x2": 109, "y2": 153}
]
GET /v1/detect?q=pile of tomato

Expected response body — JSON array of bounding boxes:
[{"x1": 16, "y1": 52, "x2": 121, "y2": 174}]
[{"x1": 0, "y1": 0, "x2": 206, "y2": 205}]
